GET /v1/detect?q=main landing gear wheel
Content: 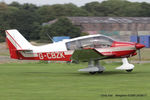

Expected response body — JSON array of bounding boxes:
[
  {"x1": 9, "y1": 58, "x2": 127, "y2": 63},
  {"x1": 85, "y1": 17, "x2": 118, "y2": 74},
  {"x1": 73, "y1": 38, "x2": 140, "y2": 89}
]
[
  {"x1": 126, "y1": 69, "x2": 133, "y2": 72},
  {"x1": 89, "y1": 71, "x2": 103, "y2": 74},
  {"x1": 89, "y1": 72, "x2": 96, "y2": 75},
  {"x1": 79, "y1": 60, "x2": 105, "y2": 75},
  {"x1": 97, "y1": 71, "x2": 103, "y2": 74}
]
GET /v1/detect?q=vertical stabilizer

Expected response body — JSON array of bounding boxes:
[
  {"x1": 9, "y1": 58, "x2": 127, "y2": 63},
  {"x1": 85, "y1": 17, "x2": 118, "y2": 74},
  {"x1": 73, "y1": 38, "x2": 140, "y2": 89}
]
[{"x1": 5, "y1": 29, "x2": 32, "y2": 59}]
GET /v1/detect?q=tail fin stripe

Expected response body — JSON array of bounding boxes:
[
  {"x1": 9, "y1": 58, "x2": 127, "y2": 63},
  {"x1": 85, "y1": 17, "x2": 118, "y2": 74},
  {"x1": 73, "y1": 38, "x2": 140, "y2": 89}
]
[{"x1": 6, "y1": 31, "x2": 22, "y2": 49}]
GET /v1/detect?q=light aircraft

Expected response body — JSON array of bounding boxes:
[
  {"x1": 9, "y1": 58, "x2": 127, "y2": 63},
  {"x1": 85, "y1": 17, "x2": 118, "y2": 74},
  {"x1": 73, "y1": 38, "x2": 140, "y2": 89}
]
[{"x1": 6, "y1": 29, "x2": 145, "y2": 74}]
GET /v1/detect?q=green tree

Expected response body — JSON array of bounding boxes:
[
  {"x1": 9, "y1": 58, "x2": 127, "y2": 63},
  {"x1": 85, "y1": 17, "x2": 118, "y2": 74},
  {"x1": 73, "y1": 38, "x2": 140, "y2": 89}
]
[
  {"x1": 0, "y1": 2, "x2": 18, "y2": 42},
  {"x1": 8, "y1": 3, "x2": 41, "y2": 40},
  {"x1": 39, "y1": 25, "x2": 53, "y2": 42},
  {"x1": 82, "y1": 2, "x2": 101, "y2": 16},
  {"x1": 37, "y1": 3, "x2": 90, "y2": 22},
  {"x1": 139, "y1": 2, "x2": 150, "y2": 17},
  {"x1": 82, "y1": 0, "x2": 144, "y2": 17},
  {"x1": 9, "y1": 1, "x2": 21, "y2": 8},
  {"x1": 40, "y1": 17, "x2": 81, "y2": 42}
]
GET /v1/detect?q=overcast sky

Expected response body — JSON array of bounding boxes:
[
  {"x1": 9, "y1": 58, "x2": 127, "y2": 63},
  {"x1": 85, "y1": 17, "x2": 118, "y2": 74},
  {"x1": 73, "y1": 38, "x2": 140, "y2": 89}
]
[{"x1": 2, "y1": 0, "x2": 150, "y2": 6}]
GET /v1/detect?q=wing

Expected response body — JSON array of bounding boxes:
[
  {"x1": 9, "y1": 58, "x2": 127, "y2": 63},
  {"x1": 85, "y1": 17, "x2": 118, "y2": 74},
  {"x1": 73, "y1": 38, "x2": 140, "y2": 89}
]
[{"x1": 71, "y1": 48, "x2": 109, "y2": 62}]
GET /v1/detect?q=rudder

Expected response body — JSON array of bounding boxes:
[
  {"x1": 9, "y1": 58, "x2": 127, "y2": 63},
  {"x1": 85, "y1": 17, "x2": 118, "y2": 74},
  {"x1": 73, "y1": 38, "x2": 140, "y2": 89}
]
[{"x1": 5, "y1": 29, "x2": 32, "y2": 59}]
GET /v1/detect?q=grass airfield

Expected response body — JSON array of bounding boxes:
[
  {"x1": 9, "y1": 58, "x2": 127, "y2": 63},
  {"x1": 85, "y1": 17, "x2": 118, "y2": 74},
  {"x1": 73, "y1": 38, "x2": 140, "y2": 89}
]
[{"x1": 0, "y1": 62, "x2": 149, "y2": 100}]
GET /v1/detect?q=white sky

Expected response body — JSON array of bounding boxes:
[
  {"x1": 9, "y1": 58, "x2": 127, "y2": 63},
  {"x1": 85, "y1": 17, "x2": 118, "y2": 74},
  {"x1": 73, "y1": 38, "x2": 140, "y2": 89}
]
[{"x1": 2, "y1": 0, "x2": 150, "y2": 6}]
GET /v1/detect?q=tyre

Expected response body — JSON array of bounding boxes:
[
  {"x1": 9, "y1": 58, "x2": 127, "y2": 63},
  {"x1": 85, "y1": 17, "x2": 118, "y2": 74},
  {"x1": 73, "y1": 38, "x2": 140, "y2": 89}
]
[
  {"x1": 89, "y1": 72, "x2": 96, "y2": 74},
  {"x1": 97, "y1": 71, "x2": 103, "y2": 74},
  {"x1": 126, "y1": 69, "x2": 133, "y2": 72}
]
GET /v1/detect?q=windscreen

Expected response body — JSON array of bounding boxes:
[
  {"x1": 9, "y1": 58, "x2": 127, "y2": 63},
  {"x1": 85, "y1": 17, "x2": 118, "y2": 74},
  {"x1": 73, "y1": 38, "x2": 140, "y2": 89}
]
[{"x1": 66, "y1": 36, "x2": 114, "y2": 50}]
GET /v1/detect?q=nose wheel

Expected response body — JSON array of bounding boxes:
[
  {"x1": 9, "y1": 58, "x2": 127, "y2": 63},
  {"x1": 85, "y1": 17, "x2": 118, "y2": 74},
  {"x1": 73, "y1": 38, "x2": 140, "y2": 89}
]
[
  {"x1": 116, "y1": 58, "x2": 135, "y2": 72},
  {"x1": 126, "y1": 69, "x2": 133, "y2": 72}
]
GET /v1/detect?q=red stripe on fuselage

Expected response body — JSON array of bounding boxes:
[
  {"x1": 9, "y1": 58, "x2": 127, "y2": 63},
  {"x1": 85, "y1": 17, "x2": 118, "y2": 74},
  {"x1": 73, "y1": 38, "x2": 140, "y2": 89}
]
[
  {"x1": 101, "y1": 50, "x2": 136, "y2": 58},
  {"x1": 17, "y1": 52, "x2": 72, "y2": 61}
]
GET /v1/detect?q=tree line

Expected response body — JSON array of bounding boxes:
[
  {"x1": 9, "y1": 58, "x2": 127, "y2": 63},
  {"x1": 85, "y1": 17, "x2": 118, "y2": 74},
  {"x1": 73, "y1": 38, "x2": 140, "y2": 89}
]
[{"x1": 0, "y1": 0, "x2": 150, "y2": 42}]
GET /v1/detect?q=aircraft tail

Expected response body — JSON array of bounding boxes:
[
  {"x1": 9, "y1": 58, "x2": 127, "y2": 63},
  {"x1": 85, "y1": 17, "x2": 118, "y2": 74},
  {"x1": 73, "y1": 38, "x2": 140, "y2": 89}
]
[{"x1": 5, "y1": 29, "x2": 33, "y2": 59}]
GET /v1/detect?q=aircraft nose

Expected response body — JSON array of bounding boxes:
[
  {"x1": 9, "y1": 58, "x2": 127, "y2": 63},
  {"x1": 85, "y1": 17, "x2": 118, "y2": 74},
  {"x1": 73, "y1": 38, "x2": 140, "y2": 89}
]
[{"x1": 135, "y1": 43, "x2": 145, "y2": 49}]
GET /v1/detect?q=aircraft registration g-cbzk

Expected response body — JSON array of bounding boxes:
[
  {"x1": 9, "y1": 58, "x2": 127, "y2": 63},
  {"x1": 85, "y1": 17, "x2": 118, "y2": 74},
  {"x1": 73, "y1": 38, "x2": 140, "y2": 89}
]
[{"x1": 6, "y1": 29, "x2": 145, "y2": 74}]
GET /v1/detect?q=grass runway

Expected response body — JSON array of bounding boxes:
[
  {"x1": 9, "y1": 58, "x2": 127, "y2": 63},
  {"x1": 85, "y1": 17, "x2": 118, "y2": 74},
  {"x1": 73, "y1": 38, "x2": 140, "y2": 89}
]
[{"x1": 0, "y1": 62, "x2": 150, "y2": 100}]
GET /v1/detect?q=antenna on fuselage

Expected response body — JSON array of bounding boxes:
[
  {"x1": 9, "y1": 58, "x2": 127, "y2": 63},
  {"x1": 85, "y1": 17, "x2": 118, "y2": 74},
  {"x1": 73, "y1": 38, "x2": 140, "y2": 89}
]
[{"x1": 46, "y1": 33, "x2": 54, "y2": 43}]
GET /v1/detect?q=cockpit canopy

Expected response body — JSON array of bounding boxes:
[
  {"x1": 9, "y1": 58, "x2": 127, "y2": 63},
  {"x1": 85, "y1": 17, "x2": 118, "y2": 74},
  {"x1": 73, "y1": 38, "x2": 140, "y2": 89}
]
[{"x1": 66, "y1": 35, "x2": 114, "y2": 50}]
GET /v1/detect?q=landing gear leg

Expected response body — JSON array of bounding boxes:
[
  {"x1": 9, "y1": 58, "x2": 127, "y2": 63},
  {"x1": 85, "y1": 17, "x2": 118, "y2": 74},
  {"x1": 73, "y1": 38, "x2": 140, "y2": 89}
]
[
  {"x1": 78, "y1": 60, "x2": 105, "y2": 74},
  {"x1": 94, "y1": 60, "x2": 105, "y2": 74}
]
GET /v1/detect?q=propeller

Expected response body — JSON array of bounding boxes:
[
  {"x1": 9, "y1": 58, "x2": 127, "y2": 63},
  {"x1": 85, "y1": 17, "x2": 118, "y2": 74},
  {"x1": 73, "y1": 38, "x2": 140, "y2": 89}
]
[
  {"x1": 135, "y1": 35, "x2": 146, "y2": 63},
  {"x1": 136, "y1": 23, "x2": 141, "y2": 63},
  {"x1": 137, "y1": 35, "x2": 141, "y2": 63},
  {"x1": 135, "y1": 42, "x2": 145, "y2": 61},
  {"x1": 137, "y1": 45, "x2": 141, "y2": 63}
]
